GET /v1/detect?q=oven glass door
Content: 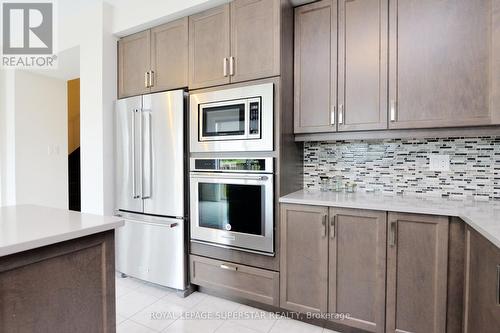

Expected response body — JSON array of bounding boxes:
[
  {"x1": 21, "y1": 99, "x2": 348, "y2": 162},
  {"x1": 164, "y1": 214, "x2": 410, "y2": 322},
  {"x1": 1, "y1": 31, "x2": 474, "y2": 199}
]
[
  {"x1": 198, "y1": 183, "x2": 263, "y2": 235},
  {"x1": 190, "y1": 173, "x2": 274, "y2": 254},
  {"x1": 200, "y1": 101, "x2": 246, "y2": 140}
]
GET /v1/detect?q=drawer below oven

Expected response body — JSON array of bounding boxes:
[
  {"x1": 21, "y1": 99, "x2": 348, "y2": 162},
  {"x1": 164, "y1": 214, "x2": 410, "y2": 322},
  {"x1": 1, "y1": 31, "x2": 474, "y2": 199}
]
[{"x1": 189, "y1": 255, "x2": 279, "y2": 306}]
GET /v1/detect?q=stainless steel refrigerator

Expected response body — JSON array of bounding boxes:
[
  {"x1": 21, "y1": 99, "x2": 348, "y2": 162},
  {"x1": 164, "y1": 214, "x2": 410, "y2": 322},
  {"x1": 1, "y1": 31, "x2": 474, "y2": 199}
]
[{"x1": 114, "y1": 89, "x2": 186, "y2": 290}]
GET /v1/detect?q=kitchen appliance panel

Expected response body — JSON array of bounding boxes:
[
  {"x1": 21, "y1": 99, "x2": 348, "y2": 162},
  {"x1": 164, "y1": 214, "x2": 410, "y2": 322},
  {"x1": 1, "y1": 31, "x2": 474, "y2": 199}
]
[
  {"x1": 190, "y1": 83, "x2": 274, "y2": 152},
  {"x1": 143, "y1": 91, "x2": 185, "y2": 217},
  {"x1": 115, "y1": 211, "x2": 186, "y2": 290},
  {"x1": 115, "y1": 96, "x2": 143, "y2": 213},
  {"x1": 190, "y1": 159, "x2": 274, "y2": 255}
]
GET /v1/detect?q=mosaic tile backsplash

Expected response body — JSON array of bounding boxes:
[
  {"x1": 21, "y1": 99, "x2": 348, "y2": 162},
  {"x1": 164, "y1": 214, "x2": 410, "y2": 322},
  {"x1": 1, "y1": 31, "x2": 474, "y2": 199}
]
[{"x1": 304, "y1": 137, "x2": 500, "y2": 200}]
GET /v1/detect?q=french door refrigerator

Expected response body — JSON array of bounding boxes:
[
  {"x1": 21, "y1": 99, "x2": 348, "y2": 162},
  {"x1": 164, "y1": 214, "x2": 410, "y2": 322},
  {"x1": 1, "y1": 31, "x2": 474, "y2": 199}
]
[{"x1": 115, "y1": 89, "x2": 186, "y2": 290}]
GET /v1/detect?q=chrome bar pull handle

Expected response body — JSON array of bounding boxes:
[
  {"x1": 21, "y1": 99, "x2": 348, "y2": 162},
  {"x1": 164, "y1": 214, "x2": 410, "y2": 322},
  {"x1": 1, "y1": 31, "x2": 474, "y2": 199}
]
[
  {"x1": 390, "y1": 221, "x2": 397, "y2": 247},
  {"x1": 223, "y1": 58, "x2": 228, "y2": 77},
  {"x1": 149, "y1": 70, "x2": 154, "y2": 87},
  {"x1": 131, "y1": 109, "x2": 139, "y2": 199},
  {"x1": 330, "y1": 105, "x2": 336, "y2": 125},
  {"x1": 497, "y1": 265, "x2": 500, "y2": 305},
  {"x1": 220, "y1": 264, "x2": 238, "y2": 271},
  {"x1": 142, "y1": 111, "x2": 152, "y2": 199},
  {"x1": 322, "y1": 214, "x2": 328, "y2": 237},
  {"x1": 144, "y1": 72, "x2": 149, "y2": 88},
  {"x1": 330, "y1": 215, "x2": 336, "y2": 239},
  {"x1": 229, "y1": 56, "x2": 235, "y2": 76},
  {"x1": 338, "y1": 104, "x2": 344, "y2": 124},
  {"x1": 390, "y1": 100, "x2": 397, "y2": 122}
]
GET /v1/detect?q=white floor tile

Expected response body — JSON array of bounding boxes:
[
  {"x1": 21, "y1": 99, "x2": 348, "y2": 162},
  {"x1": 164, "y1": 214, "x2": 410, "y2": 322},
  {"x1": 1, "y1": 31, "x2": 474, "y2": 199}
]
[
  {"x1": 130, "y1": 298, "x2": 190, "y2": 332},
  {"x1": 116, "y1": 276, "x2": 144, "y2": 291},
  {"x1": 117, "y1": 284, "x2": 135, "y2": 299},
  {"x1": 116, "y1": 314, "x2": 127, "y2": 325},
  {"x1": 135, "y1": 282, "x2": 175, "y2": 299},
  {"x1": 161, "y1": 318, "x2": 224, "y2": 333},
  {"x1": 117, "y1": 319, "x2": 156, "y2": 333},
  {"x1": 228, "y1": 305, "x2": 278, "y2": 333},
  {"x1": 161, "y1": 291, "x2": 206, "y2": 309},
  {"x1": 192, "y1": 294, "x2": 240, "y2": 314},
  {"x1": 117, "y1": 290, "x2": 160, "y2": 317},
  {"x1": 269, "y1": 317, "x2": 323, "y2": 333},
  {"x1": 215, "y1": 321, "x2": 261, "y2": 333},
  {"x1": 322, "y1": 329, "x2": 341, "y2": 333}
]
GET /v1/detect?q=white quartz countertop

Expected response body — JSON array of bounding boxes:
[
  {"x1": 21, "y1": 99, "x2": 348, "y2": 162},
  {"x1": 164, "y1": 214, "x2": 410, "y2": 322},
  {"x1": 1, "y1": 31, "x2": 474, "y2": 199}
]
[
  {"x1": 280, "y1": 189, "x2": 500, "y2": 249},
  {"x1": 0, "y1": 205, "x2": 124, "y2": 257}
]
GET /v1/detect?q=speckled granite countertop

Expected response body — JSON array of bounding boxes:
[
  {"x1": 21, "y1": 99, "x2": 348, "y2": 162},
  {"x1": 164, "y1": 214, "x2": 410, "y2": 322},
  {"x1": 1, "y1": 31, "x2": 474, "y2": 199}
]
[{"x1": 280, "y1": 189, "x2": 500, "y2": 249}]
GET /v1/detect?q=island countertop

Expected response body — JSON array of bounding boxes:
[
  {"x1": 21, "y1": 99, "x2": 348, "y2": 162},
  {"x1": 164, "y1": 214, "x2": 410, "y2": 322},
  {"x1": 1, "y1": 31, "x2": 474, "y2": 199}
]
[
  {"x1": 280, "y1": 189, "x2": 500, "y2": 249},
  {"x1": 0, "y1": 205, "x2": 124, "y2": 257}
]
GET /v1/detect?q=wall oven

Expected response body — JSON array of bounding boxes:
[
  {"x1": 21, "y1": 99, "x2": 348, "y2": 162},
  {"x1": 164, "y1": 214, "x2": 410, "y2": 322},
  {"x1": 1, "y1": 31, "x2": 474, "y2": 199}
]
[
  {"x1": 190, "y1": 83, "x2": 274, "y2": 152},
  {"x1": 190, "y1": 157, "x2": 274, "y2": 255}
]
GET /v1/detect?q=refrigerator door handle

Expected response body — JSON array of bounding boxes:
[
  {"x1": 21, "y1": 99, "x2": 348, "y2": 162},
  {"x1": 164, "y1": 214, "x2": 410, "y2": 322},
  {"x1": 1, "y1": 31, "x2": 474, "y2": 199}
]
[
  {"x1": 142, "y1": 111, "x2": 152, "y2": 199},
  {"x1": 131, "y1": 109, "x2": 139, "y2": 199}
]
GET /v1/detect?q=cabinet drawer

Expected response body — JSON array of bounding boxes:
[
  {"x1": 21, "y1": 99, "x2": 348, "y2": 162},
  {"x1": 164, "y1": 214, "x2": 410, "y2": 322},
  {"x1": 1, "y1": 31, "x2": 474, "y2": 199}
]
[{"x1": 190, "y1": 255, "x2": 279, "y2": 306}]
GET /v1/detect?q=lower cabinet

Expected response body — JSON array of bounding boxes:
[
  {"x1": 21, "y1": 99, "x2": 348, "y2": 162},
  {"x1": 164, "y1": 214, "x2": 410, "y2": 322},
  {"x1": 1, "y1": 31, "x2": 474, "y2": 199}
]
[
  {"x1": 386, "y1": 213, "x2": 449, "y2": 333},
  {"x1": 463, "y1": 228, "x2": 500, "y2": 333},
  {"x1": 280, "y1": 204, "x2": 329, "y2": 313},
  {"x1": 190, "y1": 255, "x2": 279, "y2": 306},
  {"x1": 329, "y1": 208, "x2": 387, "y2": 333},
  {"x1": 280, "y1": 204, "x2": 452, "y2": 333}
]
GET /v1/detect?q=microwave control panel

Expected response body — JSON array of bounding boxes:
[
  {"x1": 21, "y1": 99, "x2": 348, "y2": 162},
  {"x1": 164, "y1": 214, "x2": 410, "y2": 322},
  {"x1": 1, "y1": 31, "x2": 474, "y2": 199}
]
[{"x1": 248, "y1": 98, "x2": 261, "y2": 137}]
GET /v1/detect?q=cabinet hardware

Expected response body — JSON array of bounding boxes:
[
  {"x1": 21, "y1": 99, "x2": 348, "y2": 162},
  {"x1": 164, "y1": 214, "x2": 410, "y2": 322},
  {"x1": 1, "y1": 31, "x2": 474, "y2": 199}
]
[
  {"x1": 330, "y1": 216, "x2": 336, "y2": 239},
  {"x1": 390, "y1": 221, "x2": 397, "y2": 247},
  {"x1": 338, "y1": 104, "x2": 344, "y2": 124},
  {"x1": 223, "y1": 58, "x2": 228, "y2": 77},
  {"x1": 149, "y1": 70, "x2": 154, "y2": 87},
  {"x1": 330, "y1": 105, "x2": 336, "y2": 125},
  {"x1": 390, "y1": 100, "x2": 397, "y2": 122},
  {"x1": 497, "y1": 265, "x2": 500, "y2": 305},
  {"x1": 229, "y1": 56, "x2": 235, "y2": 76},
  {"x1": 220, "y1": 264, "x2": 238, "y2": 271},
  {"x1": 322, "y1": 214, "x2": 328, "y2": 237},
  {"x1": 144, "y1": 71, "x2": 150, "y2": 88}
]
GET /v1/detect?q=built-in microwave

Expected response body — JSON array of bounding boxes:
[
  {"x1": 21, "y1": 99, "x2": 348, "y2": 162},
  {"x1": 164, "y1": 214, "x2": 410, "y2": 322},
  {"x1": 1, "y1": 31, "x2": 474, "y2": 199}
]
[{"x1": 190, "y1": 83, "x2": 274, "y2": 152}]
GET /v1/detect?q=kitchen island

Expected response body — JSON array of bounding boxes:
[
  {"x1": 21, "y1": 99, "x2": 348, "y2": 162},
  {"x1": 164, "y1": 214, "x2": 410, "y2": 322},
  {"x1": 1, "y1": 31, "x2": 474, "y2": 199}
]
[{"x1": 0, "y1": 205, "x2": 123, "y2": 333}]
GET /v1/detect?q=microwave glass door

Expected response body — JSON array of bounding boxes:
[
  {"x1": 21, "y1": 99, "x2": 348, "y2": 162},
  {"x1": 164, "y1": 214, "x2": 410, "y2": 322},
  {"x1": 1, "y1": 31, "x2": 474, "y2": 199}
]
[
  {"x1": 201, "y1": 103, "x2": 246, "y2": 138},
  {"x1": 198, "y1": 183, "x2": 263, "y2": 235}
]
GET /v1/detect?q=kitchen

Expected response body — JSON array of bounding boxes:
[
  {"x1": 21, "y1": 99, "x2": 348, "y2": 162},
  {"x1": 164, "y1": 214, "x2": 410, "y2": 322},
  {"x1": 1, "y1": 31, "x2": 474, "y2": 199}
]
[{"x1": 0, "y1": 0, "x2": 499, "y2": 332}]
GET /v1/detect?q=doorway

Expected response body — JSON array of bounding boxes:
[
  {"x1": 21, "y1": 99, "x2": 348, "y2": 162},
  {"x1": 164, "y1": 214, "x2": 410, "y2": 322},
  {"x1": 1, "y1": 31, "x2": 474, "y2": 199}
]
[{"x1": 68, "y1": 78, "x2": 81, "y2": 211}]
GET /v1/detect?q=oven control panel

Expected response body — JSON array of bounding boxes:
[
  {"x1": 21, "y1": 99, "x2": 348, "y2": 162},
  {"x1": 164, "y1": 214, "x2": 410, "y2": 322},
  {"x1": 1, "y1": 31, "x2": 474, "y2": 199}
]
[{"x1": 191, "y1": 157, "x2": 274, "y2": 174}]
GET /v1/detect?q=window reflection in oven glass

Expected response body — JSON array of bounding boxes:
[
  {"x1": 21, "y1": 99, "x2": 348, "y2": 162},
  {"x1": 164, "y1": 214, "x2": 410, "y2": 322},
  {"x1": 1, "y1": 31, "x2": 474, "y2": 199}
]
[{"x1": 198, "y1": 183, "x2": 263, "y2": 236}]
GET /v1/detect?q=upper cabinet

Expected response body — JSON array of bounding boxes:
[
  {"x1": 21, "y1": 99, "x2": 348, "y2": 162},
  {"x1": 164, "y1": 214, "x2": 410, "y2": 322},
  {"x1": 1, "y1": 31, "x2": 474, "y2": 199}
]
[
  {"x1": 118, "y1": 18, "x2": 188, "y2": 99},
  {"x1": 294, "y1": 0, "x2": 388, "y2": 134},
  {"x1": 150, "y1": 18, "x2": 189, "y2": 93},
  {"x1": 189, "y1": 0, "x2": 281, "y2": 90},
  {"x1": 389, "y1": 0, "x2": 499, "y2": 129},
  {"x1": 188, "y1": 5, "x2": 231, "y2": 89},
  {"x1": 118, "y1": 31, "x2": 151, "y2": 98},
  {"x1": 337, "y1": 0, "x2": 388, "y2": 131},
  {"x1": 294, "y1": 0, "x2": 337, "y2": 134}
]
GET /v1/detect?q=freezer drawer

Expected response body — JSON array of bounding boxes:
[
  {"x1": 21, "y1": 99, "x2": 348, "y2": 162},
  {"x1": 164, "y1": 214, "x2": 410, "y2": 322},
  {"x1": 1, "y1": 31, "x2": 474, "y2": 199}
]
[{"x1": 116, "y1": 214, "x2": 186, "y2": 290}]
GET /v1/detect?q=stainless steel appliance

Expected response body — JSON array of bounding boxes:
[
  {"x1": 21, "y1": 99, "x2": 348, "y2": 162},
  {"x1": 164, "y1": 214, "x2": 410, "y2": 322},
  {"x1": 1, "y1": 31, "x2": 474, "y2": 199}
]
[
  {"x1": 114, "y1": 90, "x2": 186, "y2": 290},
  {"x1": 190, "y1": 83, "x2": 274, "y2": 152},
  {"x1": 190, "y1": 157, "x2": 274, "y2": 255}
]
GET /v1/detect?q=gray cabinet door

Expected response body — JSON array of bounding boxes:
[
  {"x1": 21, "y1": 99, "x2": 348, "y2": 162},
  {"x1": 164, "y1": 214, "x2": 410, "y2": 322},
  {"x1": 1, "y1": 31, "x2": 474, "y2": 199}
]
[
  {"x1": 337, "y1": 0, "x2": 388, "y2": 131},
  {"x1": 230, "y1": 0, "x2": 281, "y2": 84},
  {"x1": 189, "y1": 4, "x2": 231, "y2": 90},
  {"x1": 294, "y1": 0, "x2": 337, "y2": 134},
  {"x1": 150, "y1": 18, "x2": 188, "y2": 93},
  {"x1": 329, "y1": 208, "x2": 387, "y2": 333},
  {"x1": 388, "y1": 0, "x2": 498, "y2": 129},
  {"x1": 118, "y1": 30, "x2": 151, "y2": 99},
  {"x1": 463, "y1": 228, "x2": 500, "y2": 333},
  {"x1": 386, "y1": 213, "x2": 449, "y2": 333},
  {"x1": 280, "y1": 204, "x2": 329, "y2": 313}
]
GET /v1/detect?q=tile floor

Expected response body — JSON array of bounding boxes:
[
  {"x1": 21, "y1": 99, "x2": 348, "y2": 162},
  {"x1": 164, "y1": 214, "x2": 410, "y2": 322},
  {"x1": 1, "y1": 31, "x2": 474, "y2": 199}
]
[{"x1": 116, "y1": 275, "x2": 339, "y2": 333}]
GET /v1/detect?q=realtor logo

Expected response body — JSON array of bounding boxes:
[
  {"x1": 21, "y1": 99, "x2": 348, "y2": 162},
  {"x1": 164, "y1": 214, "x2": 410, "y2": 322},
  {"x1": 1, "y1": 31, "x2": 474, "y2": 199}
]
[{"x1": 1, "y1": 0, "x2": 57, "y2": 68}]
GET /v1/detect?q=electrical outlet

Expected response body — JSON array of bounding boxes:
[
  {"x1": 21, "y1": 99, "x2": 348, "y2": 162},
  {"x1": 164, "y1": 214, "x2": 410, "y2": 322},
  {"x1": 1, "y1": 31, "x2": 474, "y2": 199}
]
[{"x1": 429, "y1": 155, "x2": 450, "y2": 172}]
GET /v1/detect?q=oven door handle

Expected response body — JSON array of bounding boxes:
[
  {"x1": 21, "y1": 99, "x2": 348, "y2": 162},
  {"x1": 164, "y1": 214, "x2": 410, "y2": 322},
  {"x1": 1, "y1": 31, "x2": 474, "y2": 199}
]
[{"x1": 191, "y1": 173, "x2": 270, "y2": 181}]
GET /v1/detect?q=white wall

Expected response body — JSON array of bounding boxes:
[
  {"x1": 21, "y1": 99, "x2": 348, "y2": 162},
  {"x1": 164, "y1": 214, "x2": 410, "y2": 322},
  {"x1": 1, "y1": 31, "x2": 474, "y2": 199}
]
[
  {"x1": 12, "y1": 71, "x2": 68, "y2": 209},
  {"x1": 0, "y1": 70, "x2": 16, "y2": 207},
  {"x1": 108, "y1": 0, "x2": 229, "y2": 35}
]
